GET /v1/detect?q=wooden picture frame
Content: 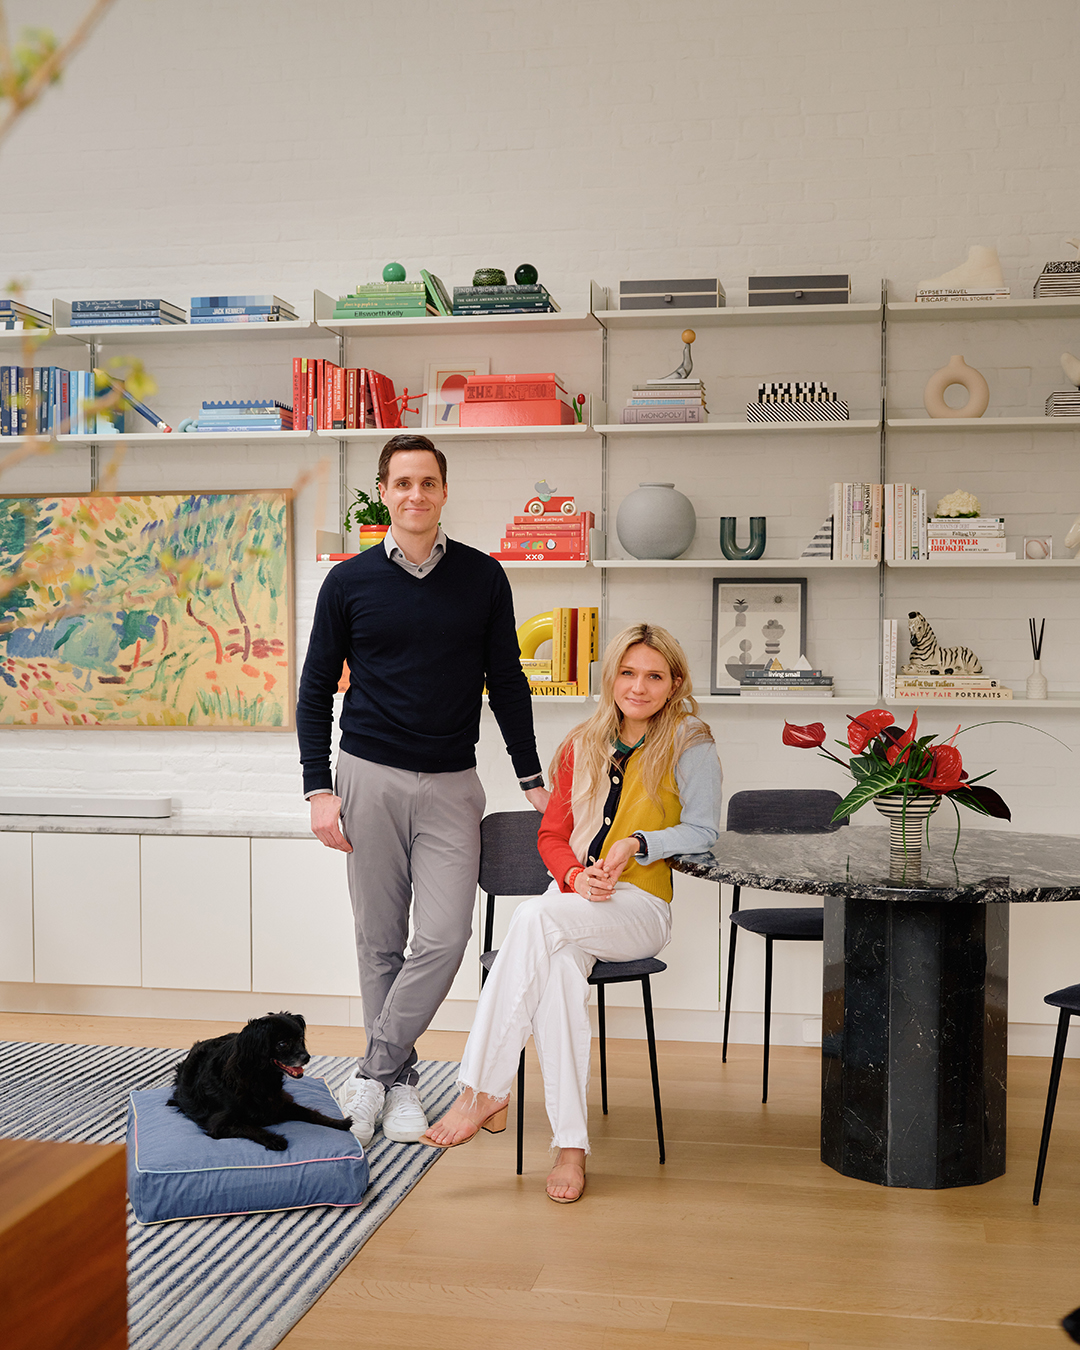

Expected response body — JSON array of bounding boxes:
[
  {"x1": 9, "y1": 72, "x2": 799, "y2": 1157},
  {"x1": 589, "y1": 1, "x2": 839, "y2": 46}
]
[
  {"x1": 422, "y1": 358, "x2": 490, "y2": 428},
  {"x1": 710, "y1": 576, "x2": 808, "y2": 695}
]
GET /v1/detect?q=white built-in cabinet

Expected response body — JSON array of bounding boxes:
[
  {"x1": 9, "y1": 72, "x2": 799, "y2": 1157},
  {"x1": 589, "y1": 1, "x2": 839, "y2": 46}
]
[
  {"x1": 0, "y1": 832, "x2": 33, "y2": 982},
  {"x1": 33, "y1": 833, "x2": 142, "y2": 986}
]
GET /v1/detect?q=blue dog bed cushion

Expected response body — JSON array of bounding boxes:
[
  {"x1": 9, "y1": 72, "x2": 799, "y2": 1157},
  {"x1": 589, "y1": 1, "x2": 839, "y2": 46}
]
[{"x1": 127, "y1": 1074, "x2": 369, "y2": 1224}]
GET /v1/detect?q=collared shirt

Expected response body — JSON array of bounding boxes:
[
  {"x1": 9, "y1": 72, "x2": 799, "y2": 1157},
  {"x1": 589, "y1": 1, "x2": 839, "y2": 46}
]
[{"x1": 384, "y1": 525, "x2": 447, "y2": 578}]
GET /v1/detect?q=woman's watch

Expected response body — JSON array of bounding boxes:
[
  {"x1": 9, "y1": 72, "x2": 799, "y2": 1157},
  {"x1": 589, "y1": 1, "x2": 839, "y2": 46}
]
[
  {"x1": 519, "y1": 774, "x2": 544, "y2": 792},
  {"x1": 631, "y1": 831, "x2": 648, "y2": 859}
]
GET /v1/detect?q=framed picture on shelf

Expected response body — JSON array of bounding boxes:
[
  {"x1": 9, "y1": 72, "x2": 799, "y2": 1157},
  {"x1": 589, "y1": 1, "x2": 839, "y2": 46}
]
[
  {"x1": 710, "y1": 576, "x2": 808, "y2": 695},
  {"x1": 423, "y1": 358, "x2": 490, "y2": 428}
]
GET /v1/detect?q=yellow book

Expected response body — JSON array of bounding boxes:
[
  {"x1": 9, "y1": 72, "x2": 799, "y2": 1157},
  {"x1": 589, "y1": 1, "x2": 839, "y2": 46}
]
[
  {"x1": 552, "y1": 606, "x2": 573, "y2": 683},
  {"x1": 575, "y1": 606, "x2": 598, "y2": 694}
]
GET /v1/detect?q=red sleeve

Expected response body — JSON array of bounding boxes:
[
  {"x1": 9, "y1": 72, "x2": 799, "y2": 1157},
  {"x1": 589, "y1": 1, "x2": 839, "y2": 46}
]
[{"x1": 538, "y1": 743, "x2": 581, "y2": 892}]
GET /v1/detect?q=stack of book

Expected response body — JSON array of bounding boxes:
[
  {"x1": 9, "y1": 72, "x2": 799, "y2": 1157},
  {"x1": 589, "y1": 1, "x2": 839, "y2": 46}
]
[
  {"x1": 195, "y1": 400, "x2": 294, "y2": 432},
  {"x1": 738, "y1": 665, "x2": 833, "y2": 699},
  {"x1": 68, "y1": 299, "x2": 186, "y2": 327},
  {"x1": 334, "y1": 272, "x2": 452, "y2": 320},
  {"x1": 621, "y1": 378, "x2": 706, "y2": 424},
  {"x1": 747, "y1": 381, "x2": 848, "y2": 422},
  {"x1": 1033, "y1": 261, "x2": 1080, "y2": 298},
  {"x1": 0, "y1": 299, "x2": 50, "y2": 330},
  {"x1": 0, "y1": 368, "x2": 124, "y2": 435},
  {"x1": 926, "y1": 516, "x2": 1010, "y2": 557},
  {"x1": 494, "y1": 510, "x2": 594, "y2": 562},
  {"x1": 460, "y1": 372, "x2": 575, "y2": 427},
  {"x1": 1046, "y1": 391, "x2": 1080, "y2": 417},
  {"x1": 883, "y1": 484, "x2": 927, "y2": 560},
  {"x1": 830, "y1": 482, "x2": 883, "y2": 560},
  {"x1": 291, "y1": 359, "x2": 401, "y2": 430},
  {"x1": 452, "y1": 284, "x2": 559, "y2": 316},
  {"x1": 520, "y1": 607, "x2": 597, "y2": 695},
  {"x1": 881, "y1": 620, "x2": 1011, "y2": 699},
  {"x1": 190, "y1": 295, "x2": 298, "y2": 325},
  {"x1": 914, "y1": 287, "x2": 1010, "y2": 305}
]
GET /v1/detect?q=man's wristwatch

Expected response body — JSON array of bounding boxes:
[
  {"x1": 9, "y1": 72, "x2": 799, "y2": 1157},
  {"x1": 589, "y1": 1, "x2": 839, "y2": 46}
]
[{"x1": 519, "y1": 775, "x2": 544, "y2": 792}]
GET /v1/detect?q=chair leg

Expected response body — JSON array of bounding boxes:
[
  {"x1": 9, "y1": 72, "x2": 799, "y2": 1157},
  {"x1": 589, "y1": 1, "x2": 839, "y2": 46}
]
[
  {"x1": 597, "y1": 983, "x2": 609, "y2": 1115},
  {"x1": 1034, "y1": 1008, "x2": 1072, "y2": 1205},
  {"x1": 762, "y1": 936, "x2": 774, "y2": 1105},
  {"x1": 641, "y1": 975, "x2": 665, "y2": 1164},
  {"x1": 481, "y1": 892, "x2": 495, "y2": 987},
  {"x1": 516, "y1": 1047, "x2": 525, "y2": 1177},
  {"x1": 722, "y1": 884, "x2": 741, "y2": 1063}
]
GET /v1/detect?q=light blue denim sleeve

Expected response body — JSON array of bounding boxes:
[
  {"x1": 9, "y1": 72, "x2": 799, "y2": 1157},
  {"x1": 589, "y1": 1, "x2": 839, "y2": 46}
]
[{"x1": 636, "y1": 738, "x2": 723, "y2": 862}]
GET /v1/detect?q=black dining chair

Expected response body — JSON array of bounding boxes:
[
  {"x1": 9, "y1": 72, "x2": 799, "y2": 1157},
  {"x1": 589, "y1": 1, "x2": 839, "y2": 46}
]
[
  {"x1": 1032, "y1": 982, "x2": 1080, "y2": 1204},
  {"x1": 720, "y1": 789, "x2": 847, "y2": 1104},
  {"x1": 478, "y1": 810, "x2": 667, "y2": 1174}
]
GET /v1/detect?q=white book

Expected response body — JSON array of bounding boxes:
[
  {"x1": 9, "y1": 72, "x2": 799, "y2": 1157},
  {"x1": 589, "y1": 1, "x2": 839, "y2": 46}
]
[
  {"x1": 918, "y1": 489, "x2": 927, "y2": 560},
  {"x1": 884, "y1": 485, "x2": 894, "y2": 560}
]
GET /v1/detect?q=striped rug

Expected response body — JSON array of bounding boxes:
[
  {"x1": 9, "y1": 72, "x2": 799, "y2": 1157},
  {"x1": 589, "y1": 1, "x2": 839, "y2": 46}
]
[{"x1": 0, "y1": 1040, "x2": 460, "y2": 1350}]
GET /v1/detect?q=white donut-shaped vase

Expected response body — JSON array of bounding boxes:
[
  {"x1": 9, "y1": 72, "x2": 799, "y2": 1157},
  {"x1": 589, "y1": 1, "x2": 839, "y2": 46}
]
[{"x1": 923, "y1": 354, "x2": 990, "y2": 419}]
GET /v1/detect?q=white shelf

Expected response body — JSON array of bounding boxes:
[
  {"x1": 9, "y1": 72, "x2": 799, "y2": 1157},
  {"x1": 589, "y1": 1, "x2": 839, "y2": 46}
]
[
  {"x1": 594, "y1": 302, "x2": 882, "y2": 328},
  {"x1": 887, "y1": 417, "x2": 1079, "y2": 433},
  {"x1": 0, "y1": 329, "x2": 84, "y2": 351},
  {"x1": 54, "y1": 323, "x2": 326, "y2": 343},
  {"x1": 886, "y1": 558, "x2": 1079, "y2": 569},
  {"x1": 315, "y1": 425, "x2": 598, "y2": 443},
  {"x1": 886, "y1": 693, "x2": 1080, "y2": 708},
  {"x1": 596, "y1": 558, "x2": 878, "y2": 570},
  {"x1": 597, "y1": 419, "x2": 879, "y2": 437},
  {"x1": 887, "y1": 298, "x2": 1080, "y2": 322},
  {"x1": 54, "y1": 431, "x2": 315, "y2": 445},
  {"x1": 698, "y1": 694, "x2": 877, "y2": 706}
]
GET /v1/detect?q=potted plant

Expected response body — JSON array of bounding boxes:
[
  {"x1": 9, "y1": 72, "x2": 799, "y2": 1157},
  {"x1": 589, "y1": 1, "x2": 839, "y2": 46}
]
[{"x1": 344, "y1": 480, "x2": 391, "y2": 551}]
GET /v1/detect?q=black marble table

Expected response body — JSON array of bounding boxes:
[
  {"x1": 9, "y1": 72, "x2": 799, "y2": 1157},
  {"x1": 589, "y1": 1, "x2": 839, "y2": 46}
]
[{"x1": 674, "y1": 828, "x2": 1080, "y2": 1190}]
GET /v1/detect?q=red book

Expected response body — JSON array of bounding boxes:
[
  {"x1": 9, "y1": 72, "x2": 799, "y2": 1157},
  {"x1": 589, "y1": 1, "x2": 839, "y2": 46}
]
[
  {"x1": 495, "y1": 544, "x2": 589, "y2": 561},
  {"x1": 464, "y1": 379, "x2": 568, "y2": 403},
  {"x1": 460, "y1": 399, "x2": 575, "y2": 427},
  {"x1": 332, "y1": 366, "x2": 345, "y2": 429},
  {"x1": 292, "y1": 358, "x2": 302, "y2": 429},
  {"x1": 370, "y1": 368, "x2": 384, "y2": 429},
  {"x1": 306, "y1": 360, "x2": 316, "y2": 431},
  {"x1": 508, "y1": 512, "x2": 593, "y2": 532},
  {"x1": 369, "y1": 370, "x2": 403, "y2": 429},
  {"x1": 359, "y1": 369, "x2": 371, "y2": 429},
  {"x1": 345, "y1": 368, "x2": 357, "y2": 429}
]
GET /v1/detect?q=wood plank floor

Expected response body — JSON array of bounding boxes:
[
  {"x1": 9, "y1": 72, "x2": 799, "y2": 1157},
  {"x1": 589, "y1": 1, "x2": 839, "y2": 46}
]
[{"x1": 4, "y1": 1011, "x2": 1080, "y2": 1349}]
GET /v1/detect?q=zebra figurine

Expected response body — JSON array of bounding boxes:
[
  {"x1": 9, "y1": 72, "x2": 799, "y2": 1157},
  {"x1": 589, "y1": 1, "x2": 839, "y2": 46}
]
[{"x1": 901, "y1": 611, "x2": 983, "y2": 675}]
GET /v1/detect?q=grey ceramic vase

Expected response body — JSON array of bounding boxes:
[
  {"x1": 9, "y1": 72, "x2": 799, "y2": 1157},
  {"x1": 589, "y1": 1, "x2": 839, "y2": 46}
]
[{"x1": 615, "y1": 482, "x2": 696, "y2": 559}]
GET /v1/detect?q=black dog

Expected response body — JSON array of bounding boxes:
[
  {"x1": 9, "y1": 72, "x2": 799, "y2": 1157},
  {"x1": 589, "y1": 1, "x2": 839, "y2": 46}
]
[{"x1": 168, "y1": 1011, "x2": 353, "y2": 1151}]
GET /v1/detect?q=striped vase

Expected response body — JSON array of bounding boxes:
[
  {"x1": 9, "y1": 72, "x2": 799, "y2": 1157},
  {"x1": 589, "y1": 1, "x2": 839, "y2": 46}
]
[{"x1": 874, "y1": 790, "x2": 941, "y2": 879}]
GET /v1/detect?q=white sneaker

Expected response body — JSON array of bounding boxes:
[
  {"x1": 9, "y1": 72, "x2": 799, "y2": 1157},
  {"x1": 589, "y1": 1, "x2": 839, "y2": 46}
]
[
  {"x1": 337, "y1": 1074, "x2": 384, "y2": 1147},
  {"x1": 381, "y1": 1083, "x2": 428, "y2": 1143}
]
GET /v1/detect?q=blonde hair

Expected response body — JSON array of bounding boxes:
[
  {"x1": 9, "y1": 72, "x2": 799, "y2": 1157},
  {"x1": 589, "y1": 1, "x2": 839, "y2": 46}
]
[{"x1": 550, "y1": 623, "x2": 715, "y2": 804}]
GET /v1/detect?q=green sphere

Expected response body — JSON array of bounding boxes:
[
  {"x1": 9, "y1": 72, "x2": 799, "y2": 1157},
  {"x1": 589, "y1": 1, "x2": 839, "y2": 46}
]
[
  {"x1": 514, "y1": 263, "x2": 539, "y2": 285},
  {"x1": 382, "y1": 262, "x2": 407, "y2": 282}
]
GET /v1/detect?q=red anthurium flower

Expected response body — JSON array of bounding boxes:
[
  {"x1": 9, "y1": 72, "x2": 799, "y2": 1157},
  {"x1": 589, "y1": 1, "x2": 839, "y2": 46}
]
[
  {"x1": 846, "y1": 709, "x2": 894, "y2": 754},
  {"x1": 782, "y1": 721, "x2": 826, "y2": 748},
  {"x1": 915, "y1": 743, "x2": 965, "y2": 792},
  {"x1": 884, "y1": 710, "x2": 919, "y2": 766}
]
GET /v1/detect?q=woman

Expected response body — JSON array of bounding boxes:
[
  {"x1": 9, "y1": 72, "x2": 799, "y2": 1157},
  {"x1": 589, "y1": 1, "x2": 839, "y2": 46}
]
[{"x1": 420, "y1": 623, "x2": 722, "y2": 1202}]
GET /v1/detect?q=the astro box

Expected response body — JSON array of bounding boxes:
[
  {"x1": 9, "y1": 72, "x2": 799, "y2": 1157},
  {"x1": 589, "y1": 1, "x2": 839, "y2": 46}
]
[
  {"x1": 618, "y1": 279, "x2": 726, "y2": 310},
  {"x1": 747, "y1": 275, "x2": 850, "y2": 306}
]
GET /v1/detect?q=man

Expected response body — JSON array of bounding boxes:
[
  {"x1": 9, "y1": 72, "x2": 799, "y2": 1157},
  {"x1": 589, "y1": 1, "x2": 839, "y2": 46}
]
[{"x1": 296, "y1": 433, "x2": 549, "y2": 1146}]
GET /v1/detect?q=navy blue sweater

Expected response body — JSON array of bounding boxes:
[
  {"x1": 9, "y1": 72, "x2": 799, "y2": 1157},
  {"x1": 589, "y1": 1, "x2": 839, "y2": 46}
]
[{"x1": 296, "y1": 539, "x2": 541, "y2": 794}]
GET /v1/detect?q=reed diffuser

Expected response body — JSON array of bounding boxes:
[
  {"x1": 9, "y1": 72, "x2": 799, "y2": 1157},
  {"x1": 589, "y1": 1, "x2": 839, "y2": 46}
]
[{"x1": 1026, "y1": 617, "x2": 1048, "y2": 700}]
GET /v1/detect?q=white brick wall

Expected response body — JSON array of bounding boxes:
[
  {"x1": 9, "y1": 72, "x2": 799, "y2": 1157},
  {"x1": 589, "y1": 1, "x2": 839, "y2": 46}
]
[{"x1": 1, "y1": 0, "x2": 1078, "y2": 1041}]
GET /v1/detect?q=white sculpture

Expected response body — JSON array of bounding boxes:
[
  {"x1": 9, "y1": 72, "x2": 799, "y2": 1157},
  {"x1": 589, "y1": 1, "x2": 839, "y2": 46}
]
[
  {"x1": 935, "y1": 489, "x2": 981, "y2": 518},
  {"x1": 1065, "y1": 513, "x2": 1080, "y2": 556},
  {"x1": 918, "y1": 246, "x2": 1005, "y2": 293},
  {"x1": 923, "y1": 355, "x2": 990, "y2": 419},
  {"x1": 1061, "y1": 352, "x2": 1080, "y2": 387},
  {"x1": 901, "y1": 612, "x2": 983, "y2": 676}
]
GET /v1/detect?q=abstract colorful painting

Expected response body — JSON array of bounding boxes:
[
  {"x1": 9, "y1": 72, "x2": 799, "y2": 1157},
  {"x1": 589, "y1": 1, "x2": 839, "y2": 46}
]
[{"x1": 0, "y1": 492, "x2": 292, "y2": 729}]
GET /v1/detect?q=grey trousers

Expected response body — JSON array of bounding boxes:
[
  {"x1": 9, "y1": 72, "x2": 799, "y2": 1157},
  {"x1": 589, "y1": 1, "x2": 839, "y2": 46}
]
[{"x1": 336, "y1": 749, "x2": 486, "y2": 1087}]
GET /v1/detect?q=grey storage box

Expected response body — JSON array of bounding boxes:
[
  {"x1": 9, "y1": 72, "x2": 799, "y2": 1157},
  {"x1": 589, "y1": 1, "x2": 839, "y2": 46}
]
[
  {"x1": 747, "y1": 275, "x2": 850, "y2": 306},
  {"x1": 619, "y1": 278, "x2": 726, "y2": 310}
]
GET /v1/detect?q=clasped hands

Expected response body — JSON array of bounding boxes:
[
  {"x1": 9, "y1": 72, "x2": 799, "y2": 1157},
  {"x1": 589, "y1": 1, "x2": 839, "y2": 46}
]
[{"x1": 570, "y1": 835, "x2": 641, "y2": 902}]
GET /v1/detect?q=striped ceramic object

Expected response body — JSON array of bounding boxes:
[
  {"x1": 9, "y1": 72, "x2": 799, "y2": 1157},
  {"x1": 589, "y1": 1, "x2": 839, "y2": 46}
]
[{"x1": 874, "y1": 790, "x2": 941, "y2": 879}]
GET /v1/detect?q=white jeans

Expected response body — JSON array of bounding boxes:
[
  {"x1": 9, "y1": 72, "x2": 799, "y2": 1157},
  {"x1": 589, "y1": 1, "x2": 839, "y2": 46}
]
[{"x1": 458, "y1": 878, "x2": 673, "y2": 1151}]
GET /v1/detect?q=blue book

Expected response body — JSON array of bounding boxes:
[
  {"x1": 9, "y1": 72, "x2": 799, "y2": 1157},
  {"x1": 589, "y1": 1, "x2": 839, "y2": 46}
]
[
  {"x1": 189, "y1": 305, "x2": 296, "y2": 316},
  {"x1": 202, "y1": 399, "x2": 290, "y2": 410},
  {"x1": 188, "y1": 315, "x2": 294, "y2": 324},
  {"x1": 190, "y1": 295, "x2": 293, "y2": 309},
  {"x1": 68, "y1": 315, "x2": 187, "y2": 327},
  {"x1": 195, "y1": 423, "x2": 284, "y2": 433},
  {"x1": 72, "y1": 298, "x2": 185, "y2": 315}
]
